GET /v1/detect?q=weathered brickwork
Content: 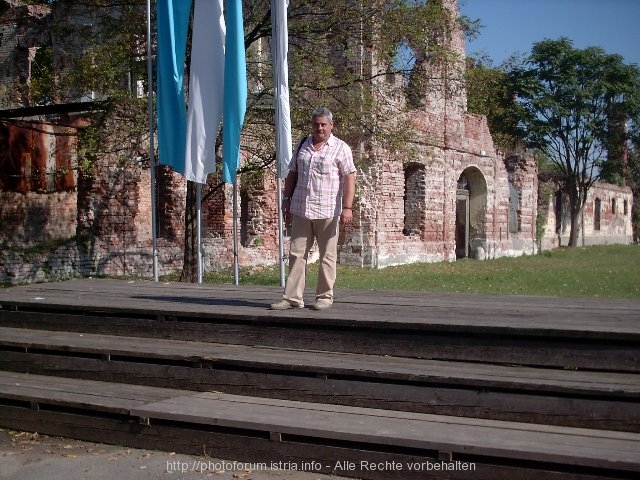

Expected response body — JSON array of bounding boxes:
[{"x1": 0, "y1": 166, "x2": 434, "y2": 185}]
[
  {"x1": 0, "y1": 190, "x2": 76, "y2": 246},
  {"x1": 0, "y1": 0, "x2": 49, "y2": 108},
  {"x1": 339, "y1": 0, "x2": 538, "y2": 267},
  {"x1": 540, "y1": 182, "x2": 634, "y2": 250}
]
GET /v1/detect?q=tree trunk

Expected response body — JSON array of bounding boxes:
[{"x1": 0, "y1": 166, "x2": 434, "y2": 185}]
[
  {"x1": 180, "y1": 181, "x2": 198, "y2": 282},
  {"x1": 567, "y1": 179, "x2": 584, "y2": 247},
  {"x1": 568, "y1": 207, "x2": 581, "y2": 247}
]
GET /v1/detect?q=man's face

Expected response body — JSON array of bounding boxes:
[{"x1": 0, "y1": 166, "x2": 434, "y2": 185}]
[{"x1": 312, "y1": 115, "x2": 333, "y2": 142}]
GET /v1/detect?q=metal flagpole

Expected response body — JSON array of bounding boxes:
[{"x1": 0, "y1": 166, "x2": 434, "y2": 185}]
[
  {"x1": 197, "y1": 182, "x2": 203, "y2": 283},
  {"x1": 276, "y1": 172, "x2": 285, "y2": 287},
  {"x1": 147, "y1": 0, "x2": 159, "y2": 282},
  {"x1": 271, "y1": 0, "x2": 291, "y2": 288},
  {"x1": 274, "y1": 35, "x2": 285, "y2": 287},
  {"x1": 232, "y1": 179, "x2": 239, "y2": 285}
]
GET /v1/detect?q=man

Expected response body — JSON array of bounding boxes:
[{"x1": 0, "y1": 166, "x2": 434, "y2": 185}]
[{"x1": 270, "y1": 107, "x2": 356, "y2": 311}]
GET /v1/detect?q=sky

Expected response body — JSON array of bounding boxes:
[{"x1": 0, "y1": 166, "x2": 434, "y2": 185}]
[{"x1": 459, "y1": 0, "x2": 640, "y2": 68}]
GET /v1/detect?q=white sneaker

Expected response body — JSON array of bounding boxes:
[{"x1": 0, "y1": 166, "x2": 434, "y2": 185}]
[
  {"x1": 312, "y1": 298, "x2": 333, "y2": 310},
  {"x1": 270, "y1": 299, "x2": 304, "y2": 310}
]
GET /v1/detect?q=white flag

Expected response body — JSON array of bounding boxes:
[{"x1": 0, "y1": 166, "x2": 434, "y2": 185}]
[
  {"x1": 271, "y1": 0, "x2": 292, "y2": 178},
  {"x1": 185, "y1": 0, "x2": 226, "y2": 184}
]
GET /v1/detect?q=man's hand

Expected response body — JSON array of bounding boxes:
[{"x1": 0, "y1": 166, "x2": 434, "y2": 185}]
[
  {"x1": 340, "y1": 208, "x2": 353, "y2": 225},
  {"x1": 282, "y1": 198, "x2": 291, "y2": 222}
]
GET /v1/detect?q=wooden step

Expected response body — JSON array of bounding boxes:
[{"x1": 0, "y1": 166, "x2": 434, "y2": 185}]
[
  {"x1": 0, "y1": 371, "x2": 638, "y2": 480},
  {"x1": 1, "y1": 279, "x2": 639, "y2": 371},
  {"x1": 1, "y1": 327, "x2": 638, "y2": 432}
]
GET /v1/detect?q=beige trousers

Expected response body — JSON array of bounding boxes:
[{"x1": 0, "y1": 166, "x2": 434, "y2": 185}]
[{"x1": 283, "y1": 215, "x2": 339, "y2": 306}]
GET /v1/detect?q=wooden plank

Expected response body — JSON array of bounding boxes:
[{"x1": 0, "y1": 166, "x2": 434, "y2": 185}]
[
  {"x1": 1, "y1": 278, "x2": 639, "y2": 338},
  {"x1": 6, "y1": 277, "x2": 640, "y2": 313},
  {"x1": 1, "y1": 327, "x2": 638, "y2": 397},
  {"x1": 2, "y1": 310, "x2": 639, "y2": 371},
  {"x1": 131, "y1": 391, "x2": 640, "y2": 472},
  {"x1": 0, "y1": 371, "x2": 183, "y2": 414},
  {"x1": 1, "y1": 406, "x2": 613, "y2": 480},
  {"x1": 1, "y1": 370, "x2": 637, "y2": 475},
  {"x1": 3, "y1": 349, "x2": 639, "y2": 432}
]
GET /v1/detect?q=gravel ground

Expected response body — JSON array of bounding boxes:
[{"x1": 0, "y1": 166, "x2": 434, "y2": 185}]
[{"x1": 0, "y1": 429, "x2": 353, "y2": 480}]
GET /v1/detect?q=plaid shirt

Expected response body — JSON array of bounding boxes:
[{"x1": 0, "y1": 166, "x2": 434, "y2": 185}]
[{"x1": 289, "y1": 134, "x2": 356, "y2": 219}]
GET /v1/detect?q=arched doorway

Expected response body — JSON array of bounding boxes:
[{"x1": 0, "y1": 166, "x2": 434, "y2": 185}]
[{"x1": 455, "y1": 167, "x2": 488, "y2": 259}]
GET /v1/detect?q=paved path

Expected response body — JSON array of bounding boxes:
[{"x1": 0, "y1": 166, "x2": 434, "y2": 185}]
[{"x1": 0, "y1": 429, "x2": 350, "y2": 480}]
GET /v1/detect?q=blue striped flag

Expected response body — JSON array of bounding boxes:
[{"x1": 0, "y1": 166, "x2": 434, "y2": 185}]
[
  {"x1": 156, "y1": 0, "x2": 192, "y2": 174},
  {"x1": 221, "y1": 0, "x2": 248, "y2": 184}
]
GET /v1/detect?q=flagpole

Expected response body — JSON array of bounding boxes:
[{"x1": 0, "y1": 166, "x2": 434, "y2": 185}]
[
  {"x1": 276, "y1": 172, "x2": 285, "y2": 287},
  {"x1": 232, "y1": 180, "x2": 239, "y2": 285},
  {"x1": 197, "y1": 182, "x2": 203, "y2": 283},
  {"x1": 147, "y1": 0, "x2": 158, "y2": 282},
  {"x1": 271, "y1": 0, "x2": 291, "y2": 288},
  {"x1": 274, "y1": 23, "x2": 285, "y2": 287}
]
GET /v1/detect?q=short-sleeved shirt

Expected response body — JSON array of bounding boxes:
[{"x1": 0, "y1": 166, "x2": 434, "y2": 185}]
[{"x1": 288, "y1": 134, "x2": 356, "y2": 220}]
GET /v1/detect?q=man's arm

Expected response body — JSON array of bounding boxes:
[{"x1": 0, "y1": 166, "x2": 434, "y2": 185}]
[
  {"x1": 281, "y1": 170, "x2": 297, "y2": 219},
  {"x1": 340, "y1": 172, "x2": 356, "y2": 224}
]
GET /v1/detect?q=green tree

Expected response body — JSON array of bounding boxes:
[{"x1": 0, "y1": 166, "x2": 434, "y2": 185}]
[
  {"x1": 508, "y1": 38, "x2": 640, "y2": 246},
  {"x1": 465, "y1": 56, "x2": 525, "y2": 152}
]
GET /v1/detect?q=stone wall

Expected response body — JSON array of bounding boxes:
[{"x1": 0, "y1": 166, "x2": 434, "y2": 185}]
[
  {"x1": 336, "y1": 0, "x2": 538, "y2": 268},
  {"x1": 0, "y1": 0, "x2": 49, "y2": 108},
  {"x1": 0, "y1": 191, "x2": 76, "y2": 246},
  {"x1": 540, "y1": 182, "x2": 634, "y2": 250}
]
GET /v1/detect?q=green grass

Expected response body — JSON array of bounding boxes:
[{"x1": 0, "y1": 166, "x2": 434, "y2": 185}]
[{"x1": 196, "y1": 244, "x2": 640, "y2": 299}]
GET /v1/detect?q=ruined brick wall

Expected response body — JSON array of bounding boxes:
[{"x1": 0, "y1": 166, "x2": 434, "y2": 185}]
[
  {"x1": 540, "y1": 182, "x2": 633, "y2": 249},
  {"x1": 0, "y1": 190, "x2": 76, "y2": 247},
  {"x1": 0, "y1": 0, "x2": 50, "y2": 108},
  {"x1": 583, "y1": 182, "x2": 633, "y2": 241},
  {"x1": 0, "y1": 116, "x2": 79, "y2": 250},
  {"x1": 337, "y1": 0, "x2": 537, "y2": 268}
]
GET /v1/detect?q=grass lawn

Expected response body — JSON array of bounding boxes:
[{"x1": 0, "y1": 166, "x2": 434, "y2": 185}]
[{"x1": 199, "y1": 244, "x2": 640, "y2": 300}]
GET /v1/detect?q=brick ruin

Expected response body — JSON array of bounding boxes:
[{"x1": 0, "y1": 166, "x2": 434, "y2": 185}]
[{"x1": 0, "y1": 0, "x2": 633, "y2": 285}]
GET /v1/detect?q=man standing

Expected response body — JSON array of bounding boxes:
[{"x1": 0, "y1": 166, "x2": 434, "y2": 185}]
[{"x1": 270, "y1": 107, "x2": 356, "y2": 311}]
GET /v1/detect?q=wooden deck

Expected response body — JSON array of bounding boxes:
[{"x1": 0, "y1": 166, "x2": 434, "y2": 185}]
[
  {"x1": 2, "y1": 278, "x2": 639, "y2": 370},
  {"x1": 1, "y1": 326, "x2": 638, "y2": 431},
  {"x1": 0, "y1": 278, "x2": 639, "y2": 479},
  {"x1": 2, "y1": 278, "x2": 639, "y2": 335}
]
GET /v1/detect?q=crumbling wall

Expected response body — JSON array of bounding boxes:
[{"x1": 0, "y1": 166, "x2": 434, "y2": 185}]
[
  {"x1": 0, "y1": 0, "x2": 50, "y2": 108},
  {"x1": 337, "y1": 0, "x2": 537, "y2": 268},
  {"x1": 0, "y1": 117, "x2": 78, "y2": 248},
  {"x1": 539, "y1": 182, "x2": 633, "y2": 249}
]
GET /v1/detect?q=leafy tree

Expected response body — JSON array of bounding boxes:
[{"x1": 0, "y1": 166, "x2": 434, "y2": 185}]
[
  {"x1": 508, "y1": 38, "x2": 640, "y2": 246},
  {"x1": 44, "y1": 1, "x2": 150, "y2": 167},
  {"x1": 465, "y1": 56, "x2": 526, "y2": 152}
]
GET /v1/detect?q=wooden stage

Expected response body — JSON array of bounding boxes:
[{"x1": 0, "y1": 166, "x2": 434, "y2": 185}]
[{"x1": 0, "y1": 278, "x2": 639, "y2": 479}]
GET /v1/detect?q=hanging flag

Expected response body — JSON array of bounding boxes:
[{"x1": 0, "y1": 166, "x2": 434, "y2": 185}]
[
  {"x1": 221, "y1": 0, "x2": 248, "y2": 184},
  {"x1": 185, "y1": 0, "x2": 226, "y2": 184},
  {"x1": 156, "y1": 0, "x2": 192, "y2": 174},
  {"x1": 271, "y1": 0, "x2": 292, "y2": 178}
]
